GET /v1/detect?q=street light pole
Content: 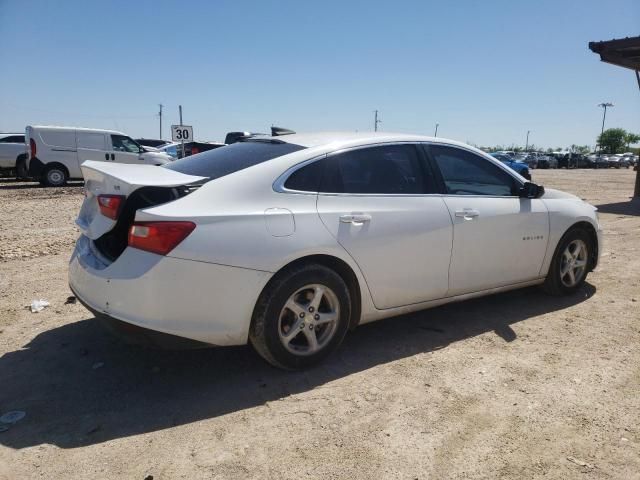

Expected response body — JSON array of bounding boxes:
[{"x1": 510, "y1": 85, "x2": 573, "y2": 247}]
[
  {"x1": 597, "y1": 102, "x2": 614, "y2": 153},
  {"x1": 525, "y1": 130, "x2": 530, "y2": 151},
  {"x1": 434, "y1": 123, "x2": 439, "y2": 137}
]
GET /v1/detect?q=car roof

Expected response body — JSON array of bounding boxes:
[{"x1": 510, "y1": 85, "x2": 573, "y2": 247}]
[
  {"x1": 271, "y1": 131, "x2": 472, "y2": 150},
  {"x1": 28, "y1": 125, "x2": 125, "y2": 135}
]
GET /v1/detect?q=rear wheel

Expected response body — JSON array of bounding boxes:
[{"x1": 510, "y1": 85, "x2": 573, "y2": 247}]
[
  {"x1": 543, "y1": 228, "x2": 592, "y2": 295},
  {"x1": 249, "y1": 264, "x2": 351, "y2": 370},
  {"x1": 42, "y1": 166, "x2": 67, "y2": 187}
]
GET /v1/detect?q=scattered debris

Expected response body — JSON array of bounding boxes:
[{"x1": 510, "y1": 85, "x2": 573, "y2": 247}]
[
  {"x1": 144, "y1": 475, "x2": 154, "y2": 480},
  {"x1": 92, "y1": 362, "x2": 104, "y2": 370},
  {"x1": 567, "y1": 456, "x2": 594, "y2": 469},
  {"x1": 0, "y1": 410, "x2": 26, "y2": 424},
  {"x1": 29, "y1": 299, "x2": 50, "y2": 313},
  {"x1": 65, "y1": 295, "x2": 77, "y2": 305}
]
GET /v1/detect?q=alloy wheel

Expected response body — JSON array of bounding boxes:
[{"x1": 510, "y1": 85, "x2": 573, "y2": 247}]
[
  {"x1": 278, "y1": 284, "x2": 340, "y2": 356},
  {"x1": 560, "y1": 239, "x2": 588, "y2": 287}
]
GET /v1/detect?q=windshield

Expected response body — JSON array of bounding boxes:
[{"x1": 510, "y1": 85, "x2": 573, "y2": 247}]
[{"x1": 164, "y1": 140, "x2": 306, "y2": 180}]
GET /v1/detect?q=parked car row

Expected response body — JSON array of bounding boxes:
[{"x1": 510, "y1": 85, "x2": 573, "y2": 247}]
[{"x1": 490, "y1": 150, "x2": 639, "y2": 170}]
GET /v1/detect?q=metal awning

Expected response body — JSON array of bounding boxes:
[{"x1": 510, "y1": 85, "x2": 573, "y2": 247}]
[{"x1": 589, "y1": 35, "x2": 640, "y2": 197}]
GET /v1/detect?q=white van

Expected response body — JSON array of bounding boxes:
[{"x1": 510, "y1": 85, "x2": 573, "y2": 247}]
[{"x1": 26, "y1": 126, "x2": 172, "y2": 186}]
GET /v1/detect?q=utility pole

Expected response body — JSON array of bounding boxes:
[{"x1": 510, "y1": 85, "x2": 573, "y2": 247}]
[
  {"x1": 158, "y1": 104, "x2": 163, "y2": 139},
  {"x1": 525, "y1": 130, "x2": 530, "y2": 151},
  {"x1": 434, "y1": 123, "x2": 439, "y2": 137},
  {"x1": 597, "y1": 102, "x2": 613, "y2": 153},
  {"x1": 374, "y1": 110, "x2": 382, "y2": 132}
]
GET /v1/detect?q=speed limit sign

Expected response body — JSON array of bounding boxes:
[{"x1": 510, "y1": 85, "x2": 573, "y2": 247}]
[{"x1": 171, "y1": 125, "x2": 193, "y2": 142}]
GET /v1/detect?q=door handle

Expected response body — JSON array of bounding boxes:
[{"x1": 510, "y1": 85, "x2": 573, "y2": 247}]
[
  {"x1": 111, "y1": 153, "x2": 115, "y2": 160},
  {"x1": 104, "y1": 153, "x2": 109, "y2": 160},
  {"x1": 340, "y1": 214, "x2": 372, "y2": 224},
  {"x1": 455, "y1": 209, "x2": 480, "y2": 219}
]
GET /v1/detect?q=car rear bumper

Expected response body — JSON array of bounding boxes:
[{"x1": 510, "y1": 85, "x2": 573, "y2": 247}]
[{"x1": 69, "y1": 235, "x2": 272, "y2": 346}]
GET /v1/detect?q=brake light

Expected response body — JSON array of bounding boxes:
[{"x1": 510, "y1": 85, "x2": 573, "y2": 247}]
[
  {"x1": 191, "y1": 146, "x2": 199, "y2": 155},
  {"x1": 128, "y1": 221, "x2": 196, "y2": 255},
  {"x1": 97, "y1": 194, "x2": 125, "y2": 220},
  {"x1": 29, "y1": 138, "x2": 36, "y2": 158}
]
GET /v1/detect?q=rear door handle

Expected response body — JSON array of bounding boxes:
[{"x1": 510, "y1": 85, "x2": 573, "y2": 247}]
[
  {"x1": 340, "y1": 214, "x2": 372, "y2": 224},
  {"x1": 104, "y1": 153, "x2": 109, "y2": 160},
  {"x1": 455, "y1": 209, "x2": 480, "y2": 219}
]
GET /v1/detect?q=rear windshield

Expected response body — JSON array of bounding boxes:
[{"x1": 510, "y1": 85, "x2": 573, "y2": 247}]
[{"x1": 164, "y1": 140, "x2": 306, "y2": 180}]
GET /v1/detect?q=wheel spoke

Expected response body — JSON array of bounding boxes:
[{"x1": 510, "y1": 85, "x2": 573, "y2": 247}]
[
  {"x1": 309, "y1": 286, "x2": 325, "y2": 312},
  {"x1": 282, "y1": 318, "x2": 303, "y2": 343},
  {"x1": 563, "y1": 250, "x2": 573, "y2": 263},
  {"x1": 285, "y1": 299, "x2": 305, "y2": 317},
  {"x1": 302, "y1": 327, "x2": 319, "y2": 352},
  {"x1": 567, "y1": 268, "x2": 576, "y2": 285},
  {"x1": 560, "y1": 262, "x2": 571, "y2": 276},
  {"x1": 315, "y1": 312, "x2": 338, "y2": 325},
  {"x1": 574, "y1": 259, "x2": 587, "y2": 268}
]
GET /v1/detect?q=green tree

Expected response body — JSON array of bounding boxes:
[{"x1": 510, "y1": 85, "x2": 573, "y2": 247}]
[
  {"x1": 624, "y1": 132, "x2": 640, "y2": 150},
  {"x1": 597, "y1": 128, "x2": 627, "y2": 154}
]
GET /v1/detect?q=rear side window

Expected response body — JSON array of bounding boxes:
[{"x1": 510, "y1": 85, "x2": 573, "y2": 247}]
[
  {"x1": 0, "y1": 135, "x2": 25, "y2": 143},
  {"x1": 283, "y1": 159, "x2": 324, "y2": 192},
  {"x1": 40, "y1": 131, "x2": 76, "y2": 149},
  {"x1": 165, "y1": 140, "x2": 306, "y2": 180},
  {"x1": 429, "y1": 145, "x2": 517, "y2": 196},
  {"x1": 320, "y1": 144, "x2": 433, "y2": 194},
  {"x1": 77, "y1": 133, "x2": 106, "y2": 150}
]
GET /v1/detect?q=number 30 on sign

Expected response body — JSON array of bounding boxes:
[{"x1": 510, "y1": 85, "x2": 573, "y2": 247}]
[{"x1": 171, "y1": 125, "x2": 193, "y2": 142}]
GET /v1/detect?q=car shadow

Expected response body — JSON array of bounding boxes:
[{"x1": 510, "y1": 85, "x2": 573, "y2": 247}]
[
  {"x1": 0, "y1": 283, "x2": 595, "y2": 450},
  {"x1": 596, "y1": 199, "x2": 640, "y2": 217},
  {"x1": 0, "y1": 181, "x2": 84, "y2": 190}
]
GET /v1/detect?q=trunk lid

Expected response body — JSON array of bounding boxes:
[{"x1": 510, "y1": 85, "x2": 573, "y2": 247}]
[{"x1": 76, "y1": 160, "x2": 205, "y2": 240}]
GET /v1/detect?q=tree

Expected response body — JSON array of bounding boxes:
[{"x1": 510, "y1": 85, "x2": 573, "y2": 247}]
[
  {"x1": 624, "y1": 132, "x2": 640, "y2": 150},
  {"x1": 597, "y1": 128, "x2": 627, "y2": 154}
]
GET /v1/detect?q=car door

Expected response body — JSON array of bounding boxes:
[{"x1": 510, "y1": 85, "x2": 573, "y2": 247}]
[
  {"x1": 426, "y1": 144, "x2": 549, "y2": 296},
  {"x1": 314, "y1": 143, "x2": 453, "y2": 309},
  {"x1": 76, "y1": 132, "x2": 109, "y2": 164},
  {"x1": 109, "y1": 134, "x2": 144, "y2": 164}
]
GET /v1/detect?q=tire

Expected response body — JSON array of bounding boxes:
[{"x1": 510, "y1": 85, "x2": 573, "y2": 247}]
[
  {"x1": 543, "y1": 228, "x2": 592, "y2": 296},
  {"x1": 249, "y1": 264, "x2": 351, "y2": 370},
  {"x1": 15, "y1": 155, "x2": 28, "y2": 179},
  {"x1": 43, "y1": 165, "x2": 67, "y2": 187}
]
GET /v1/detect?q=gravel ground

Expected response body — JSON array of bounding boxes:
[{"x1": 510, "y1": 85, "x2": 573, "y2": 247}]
[{"x1": 0, "y1": 170, "x2": 638, "y2": 479}]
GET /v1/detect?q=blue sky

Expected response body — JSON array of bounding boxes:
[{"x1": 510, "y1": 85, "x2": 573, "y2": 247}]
[{"x1": 1, "y1": 0, "x2": 638, "y2": 148}]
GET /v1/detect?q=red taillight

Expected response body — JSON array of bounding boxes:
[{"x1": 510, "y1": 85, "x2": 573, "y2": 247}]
[
  {"x1": 97, "y1": 194, "x2": 125, "y2": 220},
  {"x1": 191, "y1": 146, "x2": 199, "y2": 155},
  {"x1": 128, "y1": 221, "x2": 196, "y2": 255},
  {"x1": 29, "y1": 138, "x2": 37, "y2": 158}
]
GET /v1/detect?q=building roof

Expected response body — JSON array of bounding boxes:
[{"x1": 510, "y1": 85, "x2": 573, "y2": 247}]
[{"x1": 589, "y1": 36, "x2": 640, "y2": 71}]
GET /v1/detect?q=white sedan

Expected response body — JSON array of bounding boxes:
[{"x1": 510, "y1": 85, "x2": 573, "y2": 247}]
[{"x1": 69, "y1": 132, "x2": 602, "y2": 369}]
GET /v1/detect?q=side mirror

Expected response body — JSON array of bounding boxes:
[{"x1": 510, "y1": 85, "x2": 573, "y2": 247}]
[{"x1": 519, "y1": 182, "x2": 544, "y2": 199}]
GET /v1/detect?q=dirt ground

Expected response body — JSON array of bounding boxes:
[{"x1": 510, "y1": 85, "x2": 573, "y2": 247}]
[{"x1": 0, "y1": 169, "x2": 638, "y2": 479}]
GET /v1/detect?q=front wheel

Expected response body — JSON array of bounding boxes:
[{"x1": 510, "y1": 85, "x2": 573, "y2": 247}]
[
  {"x1": 543, "y1": 228, "x2": 592, "y2": 295},
  {"x1": 249, "y1": 264, "x2": 351, "y2": 369}
]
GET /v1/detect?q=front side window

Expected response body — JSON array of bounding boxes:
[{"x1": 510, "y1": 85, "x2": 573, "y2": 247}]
[
  {"x1": 429, "y1": 145, "x2": 518, "y2": 196},
  {"x1": 320, "y1": 144, "x2": 433, "y2": 194},
  {"x1": 111, "y1": 135, "x2": 141, "y2": 153}
]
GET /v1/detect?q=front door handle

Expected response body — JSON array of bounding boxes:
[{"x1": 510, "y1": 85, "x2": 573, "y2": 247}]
[
  {"x1": 104, "y1": 153, "x2": 109, "y2": 160},
  {"x1": 455, "y1": 209, "x2": 480, "y2": 219},
  {"x1": 111, "y1": 153, "x2": 115, "y2": 160},
  {"x1": 340, "y1": 214, "x2": 372, "y2": 225}
]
